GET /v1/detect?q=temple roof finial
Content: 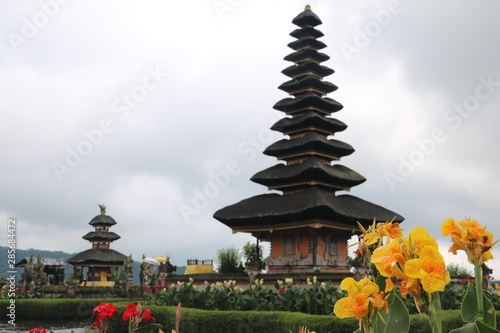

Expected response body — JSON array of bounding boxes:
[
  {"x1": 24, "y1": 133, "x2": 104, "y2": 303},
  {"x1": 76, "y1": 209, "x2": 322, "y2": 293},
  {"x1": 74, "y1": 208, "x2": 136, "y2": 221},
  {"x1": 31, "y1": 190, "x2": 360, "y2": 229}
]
[
  {"x1": 98, "y1": 203, "x2": 106, "y2": 215},
  {"x1": 305, "y1": 4, "x2": 311, "y2": 10}
]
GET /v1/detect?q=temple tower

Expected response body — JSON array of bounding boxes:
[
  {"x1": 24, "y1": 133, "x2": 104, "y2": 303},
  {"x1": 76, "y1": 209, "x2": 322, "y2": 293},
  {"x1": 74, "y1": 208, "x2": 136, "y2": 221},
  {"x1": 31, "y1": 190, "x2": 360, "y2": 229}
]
[
  {"x1": 214, "y1": 6, "x2": 404, "y2": 274},
  {"x1": 68, "y1": 205, "x2": 127, "y2": 286}
]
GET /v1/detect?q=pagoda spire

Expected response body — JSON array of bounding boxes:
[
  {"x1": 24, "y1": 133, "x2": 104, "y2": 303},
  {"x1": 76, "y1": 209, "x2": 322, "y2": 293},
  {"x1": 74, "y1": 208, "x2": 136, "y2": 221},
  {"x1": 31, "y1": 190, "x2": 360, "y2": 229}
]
[{"x1": 214, "y1": 7, "x2": 403, "y2": 273}]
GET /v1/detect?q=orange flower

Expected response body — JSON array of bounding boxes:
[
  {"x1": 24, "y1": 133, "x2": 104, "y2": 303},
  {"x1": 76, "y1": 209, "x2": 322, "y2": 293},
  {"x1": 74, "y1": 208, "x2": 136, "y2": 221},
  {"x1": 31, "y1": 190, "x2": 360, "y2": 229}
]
[
  {"x1": 358, "y1": 220, "x2": 403, "y2": 246},
  {"x1": 441, "y1": 218, "x2": 498, "y2": 264},
  {"x1": 399, "y1": 276, "x2": 421, "y2": 300}
]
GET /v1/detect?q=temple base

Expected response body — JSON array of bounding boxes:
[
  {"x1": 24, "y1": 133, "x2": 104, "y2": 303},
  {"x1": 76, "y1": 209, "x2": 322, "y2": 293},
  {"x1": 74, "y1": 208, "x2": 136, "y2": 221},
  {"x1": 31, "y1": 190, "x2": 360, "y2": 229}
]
[{"x1": 263, "y1": 227, "x2": 354, "y2": 274}]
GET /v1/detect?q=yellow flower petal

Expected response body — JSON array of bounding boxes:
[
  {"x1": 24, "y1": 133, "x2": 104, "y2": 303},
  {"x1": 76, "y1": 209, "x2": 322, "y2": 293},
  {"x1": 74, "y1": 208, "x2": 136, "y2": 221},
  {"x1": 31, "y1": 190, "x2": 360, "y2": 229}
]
[
  {"x1": 441, "y1": 218, "x2": 459, "y2": 237},
  {"x1": 340, "y1": 277, "x2": 358, "y2": 295},
  {"x1": 408, "y1": 227, "x2": 438, "y2": 255},
  {"x1": 334, "y1": 297, "x2": 362, "y2": 318}
]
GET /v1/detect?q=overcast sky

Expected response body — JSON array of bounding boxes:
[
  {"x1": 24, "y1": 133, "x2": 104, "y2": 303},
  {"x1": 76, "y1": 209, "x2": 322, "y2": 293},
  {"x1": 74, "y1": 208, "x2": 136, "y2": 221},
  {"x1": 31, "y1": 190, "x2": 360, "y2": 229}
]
[{"x1": 1, "y1": 0, "x2": 500, "y2": 278}]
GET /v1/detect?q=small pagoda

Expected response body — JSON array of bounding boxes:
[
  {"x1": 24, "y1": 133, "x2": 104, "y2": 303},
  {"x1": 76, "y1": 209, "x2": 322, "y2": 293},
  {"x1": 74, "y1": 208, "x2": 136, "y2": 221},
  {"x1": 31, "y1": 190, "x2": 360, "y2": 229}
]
[
  {"x1": 214, "y1": 6, "x2": 404, "y2": 274},
  {"x1": 68, "y1": 205, "x2": 127, "y2": 286}
]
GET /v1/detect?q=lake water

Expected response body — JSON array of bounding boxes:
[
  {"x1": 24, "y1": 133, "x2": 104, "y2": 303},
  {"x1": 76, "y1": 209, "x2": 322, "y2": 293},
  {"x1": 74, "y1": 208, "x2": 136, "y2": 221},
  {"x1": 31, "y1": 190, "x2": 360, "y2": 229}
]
[{"x1": 0, "y1": 320, "x2": 87, "y2": 333}]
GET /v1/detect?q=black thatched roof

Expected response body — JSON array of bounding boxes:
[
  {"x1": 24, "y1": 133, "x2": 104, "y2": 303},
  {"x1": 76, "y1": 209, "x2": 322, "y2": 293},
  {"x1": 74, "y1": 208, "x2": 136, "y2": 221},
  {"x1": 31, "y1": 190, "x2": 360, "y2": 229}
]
[
  {"x1": 288, "y1": 37, "x2": 326, "y2": 51},
  {"x1": 251, "y1": 157, "x2": 366, "y2": 190},
  {"x1": 264, "y1": 132, "x2": 354, "y2": 160},
  {"x1": 292, "y1": 6, "x2": 322, "y2": 28},
  {"x1": 82, "y1": 231, "x2": 121, "y2": 242},
  {"x1": 271, "y1": 111, "x2": 346, "y2": 136},
  {"x1": 89, "y1": 214, "x2": 117, "y2": 226},
  {"x1": 281, "y1": 61, "x2": 334, "y2": 79},
  {"x1": 273, "y1": 92, "x2": 342, "y2": 115},
  {"x1": 278, "y1": 75, "x2": 337, "y2": 94},
  {"x1": 213, "y1": 188, "x2": 404, "y2": 231},
  {"x1": 67, "y1": 248, "x2": 127, "y2": 267},
  {"x1": 284, "y1": 49, "x2": 330, "y2": 65},
  {"x1": 290, "y1": 26, "x2": 324, "y2": 39}
]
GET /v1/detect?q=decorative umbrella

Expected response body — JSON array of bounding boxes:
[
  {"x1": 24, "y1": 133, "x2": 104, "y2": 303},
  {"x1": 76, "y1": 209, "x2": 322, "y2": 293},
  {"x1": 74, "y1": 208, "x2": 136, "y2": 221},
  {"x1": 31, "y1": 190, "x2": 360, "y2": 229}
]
[
  {"x1": 142, "y1": 257, "x2": 159, "y2": 265},
  {"x1": 155, "y1": 257, "x2": 168, "y2": 263}
]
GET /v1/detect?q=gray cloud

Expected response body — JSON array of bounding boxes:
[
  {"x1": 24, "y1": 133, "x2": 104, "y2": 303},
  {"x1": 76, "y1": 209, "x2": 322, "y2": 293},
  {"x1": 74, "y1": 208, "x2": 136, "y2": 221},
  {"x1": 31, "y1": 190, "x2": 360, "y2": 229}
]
[{"x1": 1, "y1": 0, "x2": 499, "y2": 276}]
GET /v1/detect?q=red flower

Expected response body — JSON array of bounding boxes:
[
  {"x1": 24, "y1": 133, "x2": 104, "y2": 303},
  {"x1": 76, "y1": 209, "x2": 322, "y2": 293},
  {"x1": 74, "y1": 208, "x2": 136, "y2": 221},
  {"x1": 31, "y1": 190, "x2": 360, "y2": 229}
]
[
  {"x1": 93, "y1": 303, "x2": 118, "y2": 320},
  {"x1": 28, "y1": 328, "x2": 47, "y2": 333},
  {"x1": 141, "y1": 307, "x2": 155, "y2": 322},
  {"x1": 145, "y1": 287, "x2": 151, "y2": 291},
  {"x1": 90, "y1": 321, "x2": 102, "y2": 331},
  {"x1": 122, "y1": 303, "x2": 140, "y2": 321},
  {"x1": 279, "y1": 288, "x2": 285, "y2": 293},
  {"x1": 91, "y1": 303, "x2": 118, "y2": 333}
]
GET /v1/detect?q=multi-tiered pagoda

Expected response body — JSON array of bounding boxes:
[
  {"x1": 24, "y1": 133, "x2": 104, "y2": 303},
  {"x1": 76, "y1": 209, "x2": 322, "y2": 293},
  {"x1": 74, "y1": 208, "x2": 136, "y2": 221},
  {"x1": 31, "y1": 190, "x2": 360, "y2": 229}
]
[
  {"x1": 68, "y1": 205, "x2": 127, "y2": 286},
  {"x1": 214, "y1": 6, "x2": 404, "y2": 274}
]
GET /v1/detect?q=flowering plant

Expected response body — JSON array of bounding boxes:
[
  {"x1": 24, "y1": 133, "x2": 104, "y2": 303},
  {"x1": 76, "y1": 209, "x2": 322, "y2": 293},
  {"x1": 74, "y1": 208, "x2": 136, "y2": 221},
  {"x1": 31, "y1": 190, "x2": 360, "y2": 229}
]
[
  {"x1": 89, "y1": 302, "x2": 162, "y2": 333},
  {"x1": 90, "y1": 302, "x2": 119, "y2": 332},
  {"x1": 335, "y1": 218, "x2": 499, "y2": 333},
  {"x1": 442, "y1": 218, "x2": 499, "y2": 332}
]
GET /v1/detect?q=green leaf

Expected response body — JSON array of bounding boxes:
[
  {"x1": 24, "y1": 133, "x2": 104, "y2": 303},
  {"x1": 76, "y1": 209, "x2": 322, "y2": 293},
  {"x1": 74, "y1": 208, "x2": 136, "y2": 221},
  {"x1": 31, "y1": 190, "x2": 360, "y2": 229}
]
[
  {"x1": 476, "y1": 320, "x2": 500, "y2": 333},
  {"x1": 462, "y1": 283, "x2": 479, "y2": 322},
  {"x1": 374, "y1": 290, "x2": 410, "y2": 333},
  {"x1": 450, "y1": 322, "x2": 479, "y2": 333},
  {"x1": 482, "y1": 293, "x2": 497, "y2": 328},
  {"x1": 137, "y1": 323, "x2": 164, "y2": 333},
  {"x1": 450, "y1": 320, "x2": 500, "y2": 333},
  {"x1": 375, "y1": 275, "x2": 387, "y2": 292},
  {"x1": 461, "y1": 283, "x2": 497, "y2": 328},
  {"x1": 84, "y1": 328, "x2": 97, "y2": 333}
]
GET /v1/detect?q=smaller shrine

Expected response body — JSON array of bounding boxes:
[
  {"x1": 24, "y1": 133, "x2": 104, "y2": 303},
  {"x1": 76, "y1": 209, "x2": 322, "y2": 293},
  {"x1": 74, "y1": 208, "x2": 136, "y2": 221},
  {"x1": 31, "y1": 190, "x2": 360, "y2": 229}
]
[
  {"x1": 15, "y1": 256, "x2": 67, "y2": 287},
  {"x1": 68, "y1": 205, "x2": 127, "y2": 287}
]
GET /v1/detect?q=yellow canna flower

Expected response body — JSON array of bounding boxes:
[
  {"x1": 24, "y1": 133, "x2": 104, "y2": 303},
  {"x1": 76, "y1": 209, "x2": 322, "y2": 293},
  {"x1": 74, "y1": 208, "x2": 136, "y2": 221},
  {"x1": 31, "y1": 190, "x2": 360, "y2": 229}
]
[
  {"x1": 405, "y1": 245, "x2": 450, "y2": 293},
  {"x1": 334, "y1": 277, "x2": 388, "y2": 319},
  {"x1": 371, "y1": 239, "x2": 406, "y2": 279},
  {"x1": 407, "y1": 226, "x2": 438, "y2": 256},
  {"x1": 334, "y1": 294, "x2": 369, "y2": 319}
]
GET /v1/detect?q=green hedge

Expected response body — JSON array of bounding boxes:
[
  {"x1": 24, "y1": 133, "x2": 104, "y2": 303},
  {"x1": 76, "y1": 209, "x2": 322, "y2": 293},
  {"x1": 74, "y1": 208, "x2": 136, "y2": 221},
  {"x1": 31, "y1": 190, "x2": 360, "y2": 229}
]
[
  {"x1": 2, "y1": 299, "x2": 499, "y2": 333},
  {"x1": 0, "y1": 298, "x2": 129, "y2": 322},
  {"x1": 109, "y1": 305, "x2": 358, "y2": 333},
  {"x1": 109, "y1": 306, "x2": 500, "y2": 333}
]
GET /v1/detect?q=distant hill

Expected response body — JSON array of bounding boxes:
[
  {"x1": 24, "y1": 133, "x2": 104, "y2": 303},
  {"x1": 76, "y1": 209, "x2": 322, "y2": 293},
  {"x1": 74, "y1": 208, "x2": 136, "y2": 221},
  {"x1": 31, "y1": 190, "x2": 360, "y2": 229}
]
[{"x1": 0, "y1": 246, "x2": 185, "y2": 285}]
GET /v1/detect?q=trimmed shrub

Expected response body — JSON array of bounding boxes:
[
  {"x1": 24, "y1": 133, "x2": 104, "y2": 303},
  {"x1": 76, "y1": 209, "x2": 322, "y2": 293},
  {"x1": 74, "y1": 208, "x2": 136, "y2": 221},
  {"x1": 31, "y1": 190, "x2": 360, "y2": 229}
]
[
  {"x1": 0, "y1": 298, "x2": 129, "y2": 322},
  {"x1": 109, "y1": 305, "x2": 358, "y2": 333}
]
